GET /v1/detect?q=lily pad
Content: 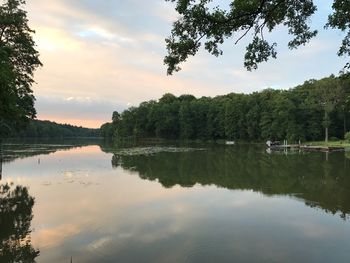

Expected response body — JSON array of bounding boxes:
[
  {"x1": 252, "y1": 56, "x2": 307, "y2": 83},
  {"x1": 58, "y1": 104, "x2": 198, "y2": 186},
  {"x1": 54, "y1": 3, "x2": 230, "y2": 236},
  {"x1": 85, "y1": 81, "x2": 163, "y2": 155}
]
[{"x1": 113, "y1": 146, "x2": 204, "y2": 156}]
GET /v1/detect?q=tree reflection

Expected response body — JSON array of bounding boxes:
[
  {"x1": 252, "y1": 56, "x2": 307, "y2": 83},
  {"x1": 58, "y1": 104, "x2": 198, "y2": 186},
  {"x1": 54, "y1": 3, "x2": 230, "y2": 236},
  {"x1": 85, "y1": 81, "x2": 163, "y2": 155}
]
[
  {"x1": 0, "y1": 147, "x2": 2, "y2": 180},
  {"x1": 2, "y1": 139, "x2": 100, "y2": 166},
  {"x1": 111, "y1": 145, "x2": 350, "y2": 219},
  {"x1": 0, "y1": 183, "x2": 39, "y2": 262}
]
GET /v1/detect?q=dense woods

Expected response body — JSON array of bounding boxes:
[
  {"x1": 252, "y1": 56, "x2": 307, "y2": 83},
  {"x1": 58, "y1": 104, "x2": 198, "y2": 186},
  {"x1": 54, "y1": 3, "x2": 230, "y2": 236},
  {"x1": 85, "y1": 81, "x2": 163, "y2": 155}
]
[
  {"x1": 101, "y1": 75, "x2": 350, "y2": 142},
  {"x1": 8, "y1": 120, "x2": 100, "y2": 138}
]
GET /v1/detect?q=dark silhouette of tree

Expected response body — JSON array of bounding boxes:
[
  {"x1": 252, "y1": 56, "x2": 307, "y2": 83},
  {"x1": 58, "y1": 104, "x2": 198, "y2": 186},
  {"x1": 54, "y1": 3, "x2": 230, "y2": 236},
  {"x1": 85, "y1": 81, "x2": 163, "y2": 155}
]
[
  {"x1": 0, "y1": 0, "x2": 42, "y2": 136},
  {"x1": 8, "y1": 119, "x2": 100, "y2": 138},
  {"x1": 0, "y1": 183, "x2": 39, "y2": 262}
]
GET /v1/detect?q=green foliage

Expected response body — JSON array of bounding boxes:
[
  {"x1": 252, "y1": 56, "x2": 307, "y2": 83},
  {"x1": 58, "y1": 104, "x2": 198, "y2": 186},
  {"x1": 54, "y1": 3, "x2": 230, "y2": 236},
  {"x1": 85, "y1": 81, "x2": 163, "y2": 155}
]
[
  {"x1": 112, "y1": 111, "x2": 121, "y2": 123},
  {"x1": 102, "y1": 75, "x2": 350, "y2": 142},
  {"x1": 9, "y1": 120, "x2": 100, "y2": 138},
  {"x1": 165, "y1": 0, "x2": 349, "y2": 74},
  {"x1": 345, "y1": 132, "x2": 350, "y2": 142},
  {"x1": 0, "y1": 0, "x2": 42, "y2": 136},
  {"x1": 100, "y1": 122, "x2": 114, "y2": 138},
  {"x1": 326, "y1": 0, "x2": 350, "y2": 70},
  {"x1": 311, "y1": 75, "x2": 345, "y2": 142}
]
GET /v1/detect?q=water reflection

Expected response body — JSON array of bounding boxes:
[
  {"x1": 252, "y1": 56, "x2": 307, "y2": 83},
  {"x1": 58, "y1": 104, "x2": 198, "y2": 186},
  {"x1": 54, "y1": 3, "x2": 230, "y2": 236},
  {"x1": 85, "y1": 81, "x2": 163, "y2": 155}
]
[
  {"x1": 111, "y1": 145, "x2": 350, "y2": 219},
  {"x1": 1, "y1": 138, "x2": 104, "y2": 165},
  {"x1": 0, "y1": 183, "x2": 39, "y2": 262},
  {"x1": 2, "y1": 144, "x2": 83, "y2": 164},
  {"x1": 0, "y1": 146, "x2": 2, "y2": 180},
  {"x1": 2, "y1": 143, "x2": 350, "y2": 262}
]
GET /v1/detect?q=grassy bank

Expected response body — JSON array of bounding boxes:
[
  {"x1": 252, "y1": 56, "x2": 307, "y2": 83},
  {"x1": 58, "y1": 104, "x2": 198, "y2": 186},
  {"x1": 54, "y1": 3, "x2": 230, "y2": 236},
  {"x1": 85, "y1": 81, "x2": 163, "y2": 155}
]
[{"x1": 307, "y1": 141, "x2": 350, "y2": 148}]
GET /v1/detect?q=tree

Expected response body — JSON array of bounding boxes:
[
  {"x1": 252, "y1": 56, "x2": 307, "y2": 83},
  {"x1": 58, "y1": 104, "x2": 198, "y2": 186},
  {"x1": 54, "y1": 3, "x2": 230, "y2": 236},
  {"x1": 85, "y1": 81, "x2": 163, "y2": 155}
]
[
  {"x1": 100, "y1": 122, "x2": 114, "y2": 138},
  {"x1": 164, "y1": 0, "x2": 348, "y2": 75},
  {"x1": 326, "y1": 0, "x2": 350, "y2": 71},
  {"x1": 0, "y1": 183, "x2": 39, "y2": 262},
  {"x1": 112, "y1": 111, "x2": 121, "y2": 123},
  {"x1": 314, "y1": 76, "x2": 344, "y2": 143},
  {"x1": 179, "y1": 103, "x2": 194, "y2": 139},
  {"x1": 0, "y1": 0, "x2": 42, "y2": 136},
  {"x1": 338, "y1": 74, "x2": 350, "y2": 138},
  {"x1": 101, "y1": 75, "x2": 348, "y2": 142}
]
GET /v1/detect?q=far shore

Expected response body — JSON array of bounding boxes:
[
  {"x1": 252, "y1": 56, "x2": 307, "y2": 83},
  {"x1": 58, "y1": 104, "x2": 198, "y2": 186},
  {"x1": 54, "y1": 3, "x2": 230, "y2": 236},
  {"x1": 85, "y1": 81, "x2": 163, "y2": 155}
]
[{"x1": 306, "y1": 140, "x2": 350, "y2": 148}]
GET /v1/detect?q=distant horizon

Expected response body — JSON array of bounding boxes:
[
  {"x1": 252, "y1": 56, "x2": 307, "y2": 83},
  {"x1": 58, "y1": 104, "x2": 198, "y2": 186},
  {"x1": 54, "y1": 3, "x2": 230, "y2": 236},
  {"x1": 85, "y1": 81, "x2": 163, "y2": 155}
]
[
  {"x1": 35, "y1": 81, "x2": 299, "y2": 128},
  {"x1": 34, "y1": 118, "x2": 100, "y2": 129},
  {"x1": 36, "y1": 72, "x2": 338, "y2": 129},
  {"x1": 27, "y1": 0, "x2": 347, "y2": 128}
]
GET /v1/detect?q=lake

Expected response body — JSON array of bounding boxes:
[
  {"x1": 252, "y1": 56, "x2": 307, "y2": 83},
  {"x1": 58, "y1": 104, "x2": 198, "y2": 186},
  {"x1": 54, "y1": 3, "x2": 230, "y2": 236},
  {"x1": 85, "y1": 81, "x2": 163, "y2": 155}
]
[{"x1": 1, "y1": 140, "x2": 350, "y2": 262}]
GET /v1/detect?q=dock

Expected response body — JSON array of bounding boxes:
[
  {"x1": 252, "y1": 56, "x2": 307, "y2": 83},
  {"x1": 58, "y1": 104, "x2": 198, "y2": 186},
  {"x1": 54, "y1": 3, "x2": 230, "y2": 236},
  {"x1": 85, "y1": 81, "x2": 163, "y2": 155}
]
[
  {"x1": 300, "y1": 145, "x2": 345, "y2": 152},
  {"x1": 269, "y1": 144, "x2": 345, "y2": 152}
]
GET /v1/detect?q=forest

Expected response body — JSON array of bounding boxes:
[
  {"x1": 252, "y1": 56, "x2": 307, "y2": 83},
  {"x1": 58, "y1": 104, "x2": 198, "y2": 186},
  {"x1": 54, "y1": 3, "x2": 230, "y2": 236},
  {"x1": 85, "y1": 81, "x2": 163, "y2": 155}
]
[
  {"x1": 101, "y1": 75, "x2": 350, "y2": 143},
  {"x1": 8, "y1": 120, "x2": 100, "y2": 138}
]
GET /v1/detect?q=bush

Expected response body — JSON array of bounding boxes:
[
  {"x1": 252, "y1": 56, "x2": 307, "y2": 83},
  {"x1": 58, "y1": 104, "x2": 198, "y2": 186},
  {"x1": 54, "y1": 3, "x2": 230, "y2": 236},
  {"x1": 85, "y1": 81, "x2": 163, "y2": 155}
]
[{"x1": 345, "y1": 132, "x2": 350, "y2": 142}]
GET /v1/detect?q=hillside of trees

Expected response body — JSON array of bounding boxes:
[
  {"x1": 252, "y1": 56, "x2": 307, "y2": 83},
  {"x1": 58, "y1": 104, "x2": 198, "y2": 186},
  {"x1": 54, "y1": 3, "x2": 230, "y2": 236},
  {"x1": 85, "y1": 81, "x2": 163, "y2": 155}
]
[
  {"x1": 101, "y1": 75, "x2": 350, "y2": 142},
  {"x1": 8, "y1": 120, "x2": 100, "y2": 138}
]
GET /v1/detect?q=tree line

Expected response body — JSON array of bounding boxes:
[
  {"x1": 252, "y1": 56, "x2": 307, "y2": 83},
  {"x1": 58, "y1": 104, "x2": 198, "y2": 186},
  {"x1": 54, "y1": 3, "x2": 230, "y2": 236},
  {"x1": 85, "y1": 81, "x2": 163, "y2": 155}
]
[
  {"x1": 9, "y1": 120, "x2": 100, "y2": 138},
  {"x1": 101, "y1": 75, "x2": 350, "y2": 143}
]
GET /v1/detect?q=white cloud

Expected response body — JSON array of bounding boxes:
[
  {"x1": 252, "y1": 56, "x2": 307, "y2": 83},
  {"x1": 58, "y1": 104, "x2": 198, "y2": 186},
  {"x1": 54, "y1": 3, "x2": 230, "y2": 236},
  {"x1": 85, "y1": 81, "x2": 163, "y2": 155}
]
[{"x1": 24, "y1": 0, "x2": 347, "y2": 128}]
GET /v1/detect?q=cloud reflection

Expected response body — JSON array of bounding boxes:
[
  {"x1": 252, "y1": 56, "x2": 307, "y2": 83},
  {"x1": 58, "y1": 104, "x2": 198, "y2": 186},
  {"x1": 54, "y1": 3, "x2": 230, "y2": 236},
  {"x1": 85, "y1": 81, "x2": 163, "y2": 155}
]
[{"x1": 3, "y1": 144, "x2": 350, "y2": 262}]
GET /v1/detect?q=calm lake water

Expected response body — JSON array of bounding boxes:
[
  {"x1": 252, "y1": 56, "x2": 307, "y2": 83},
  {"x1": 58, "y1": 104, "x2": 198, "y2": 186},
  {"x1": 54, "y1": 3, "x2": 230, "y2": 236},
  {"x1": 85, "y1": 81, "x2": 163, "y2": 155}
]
[{"x1": 1, "y1": 140, "x2": 350, "y2": 262}]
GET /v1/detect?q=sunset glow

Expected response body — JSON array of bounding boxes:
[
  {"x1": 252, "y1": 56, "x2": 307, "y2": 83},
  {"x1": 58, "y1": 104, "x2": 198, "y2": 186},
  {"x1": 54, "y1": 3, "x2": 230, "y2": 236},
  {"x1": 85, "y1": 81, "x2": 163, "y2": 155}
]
[{"x1": 25, "y1": 0, "x2": 347, "y2": 128}]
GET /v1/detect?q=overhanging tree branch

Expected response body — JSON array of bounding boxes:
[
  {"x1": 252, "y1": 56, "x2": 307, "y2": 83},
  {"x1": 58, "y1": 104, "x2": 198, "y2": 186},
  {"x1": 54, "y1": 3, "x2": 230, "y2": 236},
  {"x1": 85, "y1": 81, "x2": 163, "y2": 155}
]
[{"x1": 164, "y1": 0, "x2": 319, "y2": 75}]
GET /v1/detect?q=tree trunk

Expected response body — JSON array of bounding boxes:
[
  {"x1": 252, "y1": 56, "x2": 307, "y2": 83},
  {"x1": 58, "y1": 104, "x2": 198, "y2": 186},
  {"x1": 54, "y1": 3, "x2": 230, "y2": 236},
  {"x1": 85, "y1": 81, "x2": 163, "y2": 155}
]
[
  {"x1": 0, "y1": 139, "x2": 2, "y2": 181},
  {"x1": 325, "y1": 111, "x2": 329, "y2": 144},
  {"x1": 344, "y1": 112, "x2": 347, "y2": 139}
]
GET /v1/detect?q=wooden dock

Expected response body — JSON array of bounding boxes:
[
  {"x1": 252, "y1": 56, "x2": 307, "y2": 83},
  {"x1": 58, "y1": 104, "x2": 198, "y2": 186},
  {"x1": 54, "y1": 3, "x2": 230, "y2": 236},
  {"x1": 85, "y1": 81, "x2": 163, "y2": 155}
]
[
  {"x1": 269, "y1": 145, "x2": 345, "y2": 152},
  {"x1": 300, "y1": 145, "x2": 345, "y2": 152}
]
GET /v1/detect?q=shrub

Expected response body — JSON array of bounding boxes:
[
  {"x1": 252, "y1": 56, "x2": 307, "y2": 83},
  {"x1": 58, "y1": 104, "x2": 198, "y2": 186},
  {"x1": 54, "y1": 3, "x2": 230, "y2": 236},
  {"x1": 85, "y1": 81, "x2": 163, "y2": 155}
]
[{"x1": 345, "y1": 132, "x2": 350, "y2": 142}]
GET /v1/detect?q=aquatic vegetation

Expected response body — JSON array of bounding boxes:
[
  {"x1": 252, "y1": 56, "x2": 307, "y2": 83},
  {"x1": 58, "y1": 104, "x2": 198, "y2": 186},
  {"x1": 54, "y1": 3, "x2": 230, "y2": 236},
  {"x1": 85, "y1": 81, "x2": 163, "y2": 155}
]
[{"x1": 112, "y1": 146, "x2": 204, "y2": 156}]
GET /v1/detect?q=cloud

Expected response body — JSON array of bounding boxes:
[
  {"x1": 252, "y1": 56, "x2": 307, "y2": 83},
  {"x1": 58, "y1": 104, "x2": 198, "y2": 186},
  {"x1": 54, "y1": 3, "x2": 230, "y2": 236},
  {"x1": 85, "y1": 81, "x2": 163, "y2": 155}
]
[
  {"x1": 23, "y1": 0, "x2": 347, "y2": 128},
  {"x1": 33, "y1": 224, "x2": 81, "y2": 249},
  {"x1": 35, "y1": 96, "x2": 124, "y2": 127}
]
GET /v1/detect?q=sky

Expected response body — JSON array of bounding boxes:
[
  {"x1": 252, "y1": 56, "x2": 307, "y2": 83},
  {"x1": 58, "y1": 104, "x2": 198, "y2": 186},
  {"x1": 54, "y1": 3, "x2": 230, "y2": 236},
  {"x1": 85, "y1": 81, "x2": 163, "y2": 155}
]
[{"x1": 24, "y1": 0, "x2": 348, "y2": 128}]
